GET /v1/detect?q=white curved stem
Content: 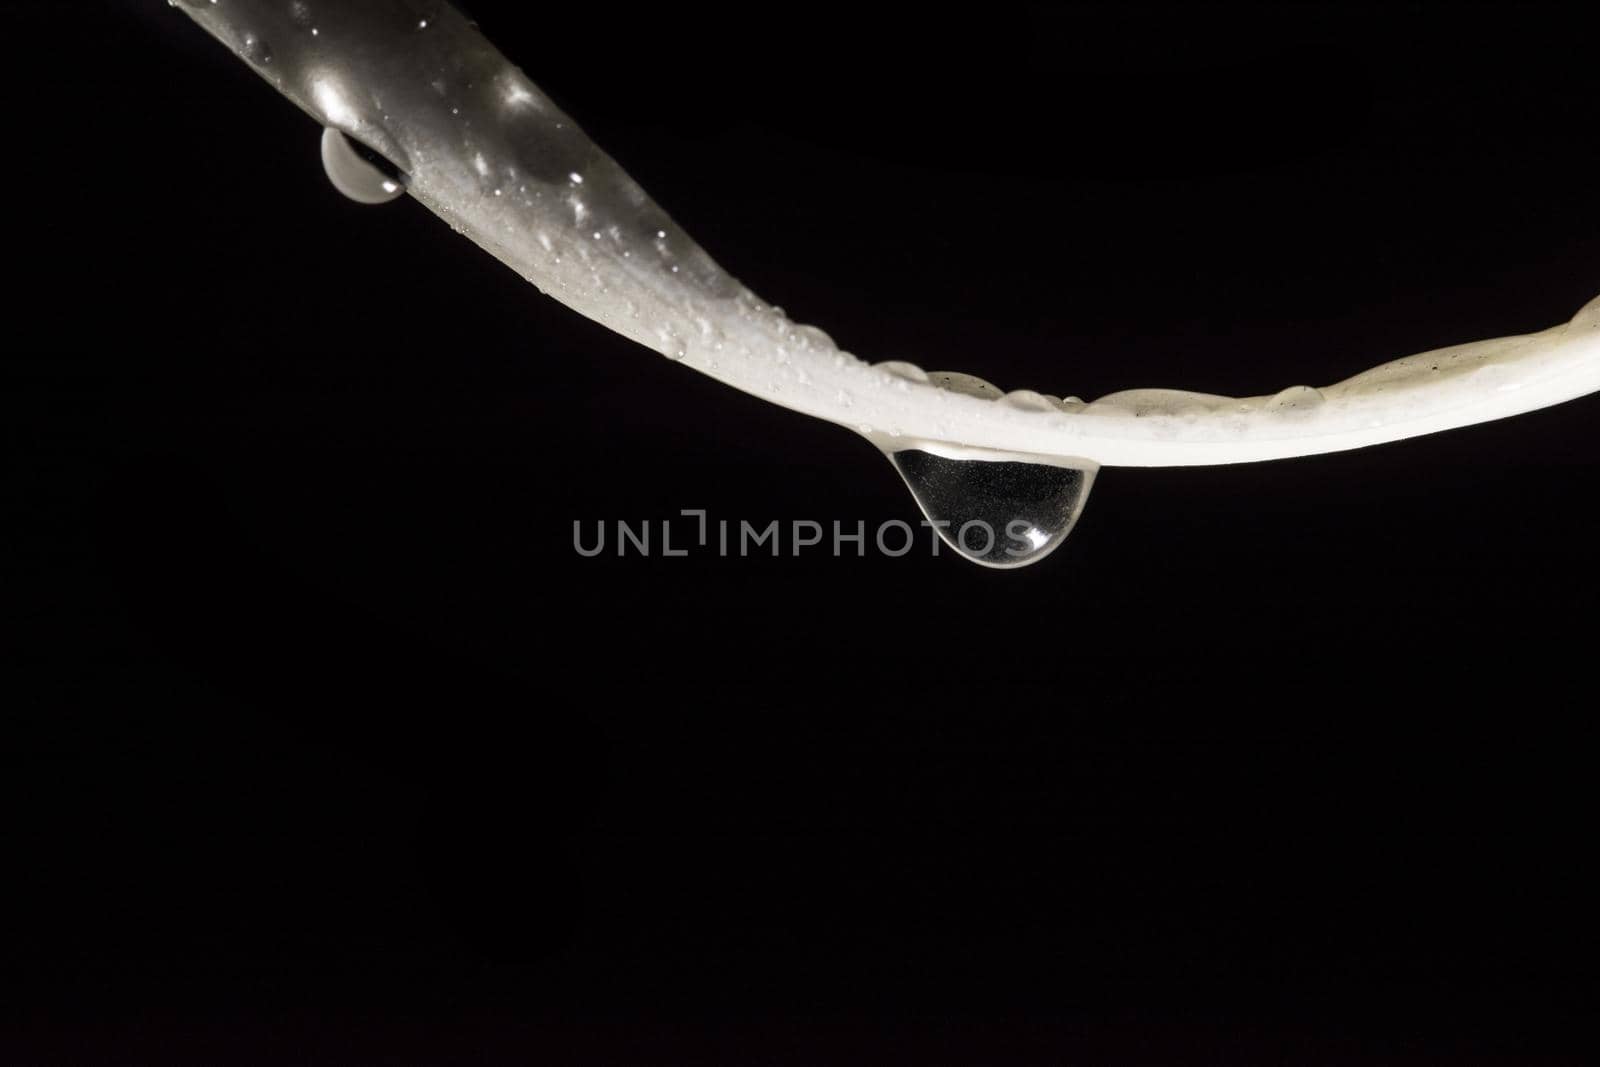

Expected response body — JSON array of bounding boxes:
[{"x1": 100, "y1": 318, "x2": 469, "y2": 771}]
[{"x1": 171, "y1": 1, "x2": 1600, "y2": 470}]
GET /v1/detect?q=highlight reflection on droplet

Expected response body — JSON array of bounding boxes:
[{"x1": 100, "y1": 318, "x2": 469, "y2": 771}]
[{"x1": 888, "y1": 448, "x2": 1097, "y2": 568}]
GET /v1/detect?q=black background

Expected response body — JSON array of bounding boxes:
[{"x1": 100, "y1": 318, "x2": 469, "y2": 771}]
[{"x1": 4, "y1": 2, "x2": 1598, "y2": 1061}]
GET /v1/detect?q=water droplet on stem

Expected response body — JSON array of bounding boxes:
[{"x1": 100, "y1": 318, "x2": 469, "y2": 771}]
[
  {"x1": 885, "y1": 446, "x2": 1097, "y2": 568},
  {"x1": 320, "y1": 127, "x2": 406, "y2": 204}
]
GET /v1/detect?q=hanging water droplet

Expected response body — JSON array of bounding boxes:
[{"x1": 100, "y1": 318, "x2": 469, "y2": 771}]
[
  {"x1": 886, "y1": 447, "x2": 1097, "y2": 568},
  {"x1": 320, "y1": 128, "x2": 405, "y2": 204}
]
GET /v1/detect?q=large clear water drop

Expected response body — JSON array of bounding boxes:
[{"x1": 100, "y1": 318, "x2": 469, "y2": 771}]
[
  {"x1": 320, "y1": 127, "x2": 405, "y2": 204},
  {"x1": 888, "y1": 447, "x2": 1097, "y2": 568}
]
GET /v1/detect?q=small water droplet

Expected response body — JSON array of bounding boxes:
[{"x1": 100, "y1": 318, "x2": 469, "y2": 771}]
[
  {"x1": 929, "y1": 371, "x2": 1002, "y2": 400},
  {"x1": 1001, "y1": 389, "x2": 1058, "y2": 412},
  {"x1": 877, "y1": 360, "x2": 929, "y2": 384},
  {"x1": 886, "y1": 447, "x2": 1097, "y2": 568},
  {"x1": 1571, "y1": 292, "x2": 1600, "y2": 331},
  {"x1": 1266, "y1": 384, "x2": 1325, "y2": 414},
  {"x1": 241, "y1": 33, "x2": 273, "y2": 65},
  {"x1": 792, "y1": 324, "x2": 835, "y2": 350},
  {"x1": 656, "y1": 326, "x2": 685, "y2": 360},
  {"x1": 319, "y1": 127, "x2": 405, "y2": 204}
]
